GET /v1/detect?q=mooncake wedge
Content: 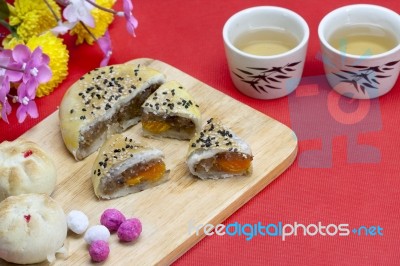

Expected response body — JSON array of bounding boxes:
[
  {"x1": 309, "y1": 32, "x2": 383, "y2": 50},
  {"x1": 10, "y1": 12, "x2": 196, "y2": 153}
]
[
  {"x1": 141, "y1": 80, "x2": 201, "y2": 140},
  {"x1": 186, "y1": 118, "x2": 253, "y2": 179},
  {"x1": 91, "y1": 134, "x2": 169, "y2": 199},
  {"x1": 59, "y1": 63, "x2": 165, "y2": 160}
]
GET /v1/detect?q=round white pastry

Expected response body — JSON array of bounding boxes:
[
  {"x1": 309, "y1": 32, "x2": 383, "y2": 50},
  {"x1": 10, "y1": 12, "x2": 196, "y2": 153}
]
[
  {"x1": 84, "y1": 225, "x2": 110, "y2": 244},
  {"x1": 67, "y1": 210, "x2": 89, "y2": 234},
  {"x1": 0, "y1": 138, "x2": 57, "y2": 202},
  {"x1": 0, "y1": 193, "x2": 67, "y2": 264}
]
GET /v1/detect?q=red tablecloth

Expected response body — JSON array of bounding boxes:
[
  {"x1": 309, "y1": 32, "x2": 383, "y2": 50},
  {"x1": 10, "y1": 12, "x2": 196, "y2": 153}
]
[{"x1": 1, "y1": 0, "x2": 399, "y2": 265}]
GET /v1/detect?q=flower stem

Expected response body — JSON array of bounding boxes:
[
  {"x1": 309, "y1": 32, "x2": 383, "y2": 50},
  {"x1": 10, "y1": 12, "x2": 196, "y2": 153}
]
[
  {"x1": 42, "y1": 0, "x2": 60, "y2": 22},
  {"x1": 0, "y1": 65, "x2": 24, "y2": 73},
  {"x1": 85, "y1": 0, "x2": 120, "y2": 15},
  {"x1": 80, "y1": 21, "x2": 97, "y2": 41}
]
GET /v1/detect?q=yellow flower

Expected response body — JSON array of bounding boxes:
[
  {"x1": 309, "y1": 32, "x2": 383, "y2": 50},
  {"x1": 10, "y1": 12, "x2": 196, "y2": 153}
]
[
  {"x1": 70, "y1": 0, "x2": 116, "y2": 45},
  {"x1": 26, "y1": 32, "x2": 69, "y2": 97},
  {"x1": 8, "y1": 0, "x2": 61, "y2": 42},
  {"x1": 2, "y1": 35, "x2": 24, "y2": 49}
]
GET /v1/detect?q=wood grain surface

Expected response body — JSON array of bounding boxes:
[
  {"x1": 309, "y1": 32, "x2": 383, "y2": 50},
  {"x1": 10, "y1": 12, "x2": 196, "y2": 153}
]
[{"x1": 1, "y1": 58, "x2": 297, "y2": 266}]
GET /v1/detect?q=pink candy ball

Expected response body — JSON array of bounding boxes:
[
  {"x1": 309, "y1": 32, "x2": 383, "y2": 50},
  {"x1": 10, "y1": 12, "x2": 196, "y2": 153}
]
[
  {"x1": 89, "y1": 240, "x2": 110, "y2": 262},
  {"x1": 117, "y1": 218, "x2": 142, "y2": 242},
  {"x1": 100, "y1": 208, "x2": 126, "y2": 232}
]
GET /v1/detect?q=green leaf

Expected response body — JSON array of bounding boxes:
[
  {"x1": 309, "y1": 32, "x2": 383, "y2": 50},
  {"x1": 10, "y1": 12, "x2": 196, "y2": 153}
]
[{"x1": 0, "y1": 0, "x2": 9, "y2": 20}]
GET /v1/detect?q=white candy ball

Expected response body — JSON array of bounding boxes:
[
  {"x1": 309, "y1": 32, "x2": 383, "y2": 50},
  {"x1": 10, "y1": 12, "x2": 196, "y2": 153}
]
[
  {"x1": 84, "y1": 225, "x2": 110, "y2": 245},
  {"x1": 67, "y1": 210, "x2": 89, "y2": 234}
]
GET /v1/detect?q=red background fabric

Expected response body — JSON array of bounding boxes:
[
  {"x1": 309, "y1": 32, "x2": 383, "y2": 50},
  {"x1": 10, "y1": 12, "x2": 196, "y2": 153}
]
[{"x1": 1, "y1": 0, "x2": 399, "y2": 265}]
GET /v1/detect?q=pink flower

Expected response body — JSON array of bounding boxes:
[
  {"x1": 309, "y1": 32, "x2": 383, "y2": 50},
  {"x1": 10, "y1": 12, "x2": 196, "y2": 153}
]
[
  {"x1": 122, "y1": 0, "x2": 138, "y2": 37},
  {"x1": 0, "y1": 76, "x2": 11, "y2": 123},
  {"x1": 98, "y1": 31, "x2": 112, "y2": 67},
  {"x1": 7, "y1": 45, "x2": 52, "y2": 94},
  {"x1": 63, "y1": 0, "x2": 95, "y2": 28},
  {"x1": 16, "y1": 82, "x2": 38, "y2": 123},
  {"x1": 51, "y1": 21, "x2": 76, "y2": 35}
]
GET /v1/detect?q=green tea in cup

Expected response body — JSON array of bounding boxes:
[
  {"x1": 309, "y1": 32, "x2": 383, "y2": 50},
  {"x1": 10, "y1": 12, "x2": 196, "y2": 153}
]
[
  {"x1": 328, "y1": 24, "x2": 397, "y2": 56},
  {"x1": 234, "y1": 27, "x2": 299, "y2": 56}
]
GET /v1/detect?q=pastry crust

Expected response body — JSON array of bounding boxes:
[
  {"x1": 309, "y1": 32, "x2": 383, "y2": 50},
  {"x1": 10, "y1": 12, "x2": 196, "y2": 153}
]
[
  {"x1": 0, "y1": 193, "x2": 67, "y2": 264},
  {"x1": 186, "y1": 118, "x2": 253, "y2": 179},
  {"x1": 0, "y1": 139, "x2": 57, "y2": 202},
  {"x1": 91, "y1": 134, "x2": 169, "y2": 199},
  {"x1": 141, "y1": 80, "x2": 201, "y2": 140},
  {"x1": 59, "y1": 63, "x2": 165, "y2": 160}
]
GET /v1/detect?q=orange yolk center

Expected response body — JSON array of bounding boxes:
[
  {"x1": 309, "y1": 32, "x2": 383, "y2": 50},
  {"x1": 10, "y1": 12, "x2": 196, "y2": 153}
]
[
  {"x1": 126, "y1": 161, "x2": 166, "y2": 186},
  {"x1": 142, "y1": 120, "x2": 171, "y2": 134},
  {"x1": 215, "y1": 152, "x2": 252, "y2": 173}
]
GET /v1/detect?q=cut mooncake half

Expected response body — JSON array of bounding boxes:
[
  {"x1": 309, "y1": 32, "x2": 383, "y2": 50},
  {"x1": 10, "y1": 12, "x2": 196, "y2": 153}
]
[
  {"x1": 91, "y1": 134, "x2": 169, "y2": 199},
  {"x1": 186, "y1": 118, "x2": 253, "y2": 179},
  {"x1": 141, "y1": 80, "x2": 201, "y2": 140},
  {"x1": 59, "y1": 63, "x2": 165, "y2": 160}
]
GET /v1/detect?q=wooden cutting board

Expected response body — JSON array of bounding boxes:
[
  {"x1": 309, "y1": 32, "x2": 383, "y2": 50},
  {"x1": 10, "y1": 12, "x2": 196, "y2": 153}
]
[{"x1": 1, "y1": 58, "x2": 297, "y2": 266}]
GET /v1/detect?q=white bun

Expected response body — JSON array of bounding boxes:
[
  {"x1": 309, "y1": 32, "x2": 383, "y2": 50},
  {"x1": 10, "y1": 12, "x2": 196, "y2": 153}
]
[
  {"x1": 0, "y1": 193, "x2": 67, "y2": 264},
  {"x1": 0, "y1": 139, "x2": 57, "y2": 202}
]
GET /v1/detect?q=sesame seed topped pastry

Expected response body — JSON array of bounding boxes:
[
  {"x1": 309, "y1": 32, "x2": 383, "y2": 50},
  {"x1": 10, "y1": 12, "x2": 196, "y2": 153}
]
[
  {"x1": 91, "y1": 134, "x2": 169, "y2": 199},
  {"x1": 187, "y1": 118, "x2": 253, "y2": 179},
  {"x1": 141, "y1": 80, "x2": 201, "y2": 140},
  {"x1": 0, "y1": 139, "x2": 57, "y2": 202},
  {"x1": 59, "y1": 63, "x2": 166, "y2": 160}
]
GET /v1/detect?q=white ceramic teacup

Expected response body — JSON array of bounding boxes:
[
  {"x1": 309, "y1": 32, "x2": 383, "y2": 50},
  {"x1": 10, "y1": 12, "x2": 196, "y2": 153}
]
[
  {"x1": 318, "y1": 4, "x2": 400, "y2": 99},
  {"x1": 223, "y1": 6, "x2": 309, "y2": 100}
]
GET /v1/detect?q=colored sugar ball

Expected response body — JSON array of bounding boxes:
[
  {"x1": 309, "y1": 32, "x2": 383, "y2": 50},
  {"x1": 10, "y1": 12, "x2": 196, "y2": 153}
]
[
  {"x1": 117, "y1": 218, "x2": 142, "y2": 242},
  {"x1": 100, "y1": 208, "x2": 126, "y2": 232},
  {"x1": 89, "y1": 240, "x2": 110, "y2": 262},
  {"x1": 84, "y1": 225, "x2": 110, "y2": 244},
  {"x1": 67, "y1": 210, "x2": 89, "y2": 234}
]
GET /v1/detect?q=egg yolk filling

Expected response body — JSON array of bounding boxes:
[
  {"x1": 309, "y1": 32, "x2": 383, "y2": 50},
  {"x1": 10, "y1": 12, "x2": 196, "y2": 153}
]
[
  {"x1": 141, "y1": 112, "x2": 195, "y2": 135},
  {"x1": 125, "y1": 161, "x2": 166, "y2": 186},
  {"x1": 195, "y1": 152, "x2": 253, "y2": 174},
  {"x1": 102, "y1": 159, "x2": 166, "y2": 195}
]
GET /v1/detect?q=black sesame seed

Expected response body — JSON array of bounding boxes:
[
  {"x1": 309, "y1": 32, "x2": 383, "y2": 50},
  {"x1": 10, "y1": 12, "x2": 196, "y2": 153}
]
[{"x1": 70, "y1": 109, "x2": 74, "y2": 114}]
